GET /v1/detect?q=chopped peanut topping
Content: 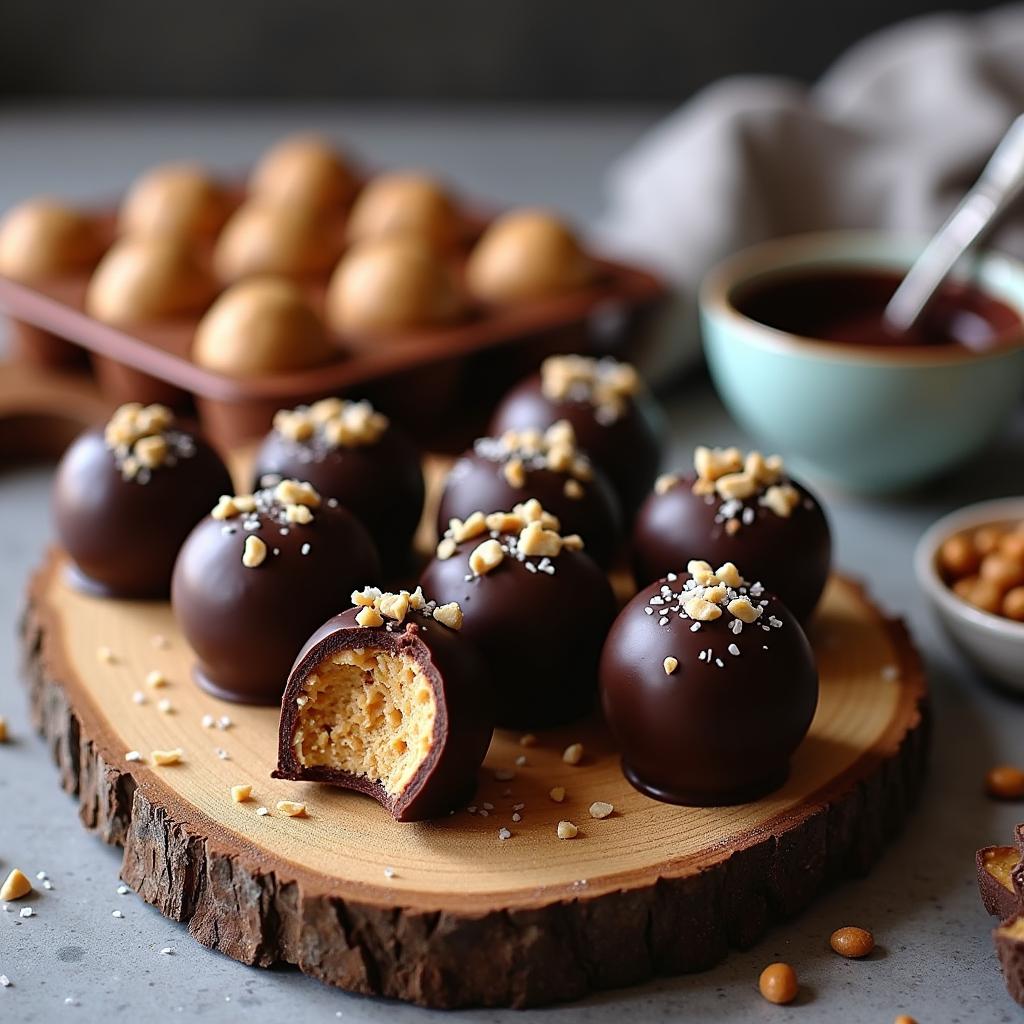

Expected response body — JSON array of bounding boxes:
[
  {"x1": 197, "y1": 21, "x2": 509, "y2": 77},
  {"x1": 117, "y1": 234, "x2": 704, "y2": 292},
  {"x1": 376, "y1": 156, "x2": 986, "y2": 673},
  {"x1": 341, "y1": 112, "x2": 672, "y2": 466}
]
[
  {"x1": 562, "y1": 743, "x2": 584, "y2": 765},
  {"x1": 274, "y1": 479, "x2": 321, "y2": 508},
  {"x1": 540, "y1": 355, "x2": 640, "y2": 423},
  {"x1": 715, "y1": 562, "x2": 742, "y2": 588},
  {"x1": 351, "y1": 586, "x2": 381, "y2": 606},
  {"x1": 275, "y1": 399, "x2": 388, "y2": 447},
  {"x1": 518, "y1": 521, "x2": 562, "y2": 558},
  {"x1": 276, "y1": 801, "x2": 307, "y2": 817},
  {"x1": 436, "y1": 537, "x2": 457, "y2": 560},
  {"x1": 285, "y1": 503, "x2": 314, "y2": 524},
  {"x1": 470, "y1": 538, "x2": 505, "y2": 576},
  {"x1": 355, "y1": 605, "x2": 384, "y2": 627},
  {"x1": 728, "y1": 596, "x2": 762, "y2": 623},
  {"x1": 378, "y1": 592, "x2": 410, "y2": 623},
  {"x1": 684, "y1": 595, "x2": 723, "y2": 621},
  {"x1": 663, "y1": 656, "x2": 678, "y2": 675},
  {"x1": 432, "y1": 602, "x2": 464, "y2": 630},
  {"x1": 242, "y1": 535, "x2": 267, "y2": 568},
  {"x1": 589, "y1": 801, "x2": 614, "y2": 819},
  {"x1": 134, "y1": 434, "x2": 168, "y2": 469},
  {"x1": 448, "y1": 512, "x2": 487, "y2": 543},
  {"x1": 715, "y1": 471, "x2": 758, "y2": 501},
  {"x1": 694, "y1": 445, "x2": 742, "y2": 483},
  {"x1": 655, "y1": 473, "x2": 679, "y2": 495},
  {"x1": 563, "y1": 478, "x2": 584, "y2": 500},
  {"x1": 761, "y1": 484, "x2": 800, "y2": 518},
  {"x1": 503, "y1": 459, "x2": 527, "y2": 488},
  {"x1": 231, "y1": 784, "x2": 253, "y2": 803}
]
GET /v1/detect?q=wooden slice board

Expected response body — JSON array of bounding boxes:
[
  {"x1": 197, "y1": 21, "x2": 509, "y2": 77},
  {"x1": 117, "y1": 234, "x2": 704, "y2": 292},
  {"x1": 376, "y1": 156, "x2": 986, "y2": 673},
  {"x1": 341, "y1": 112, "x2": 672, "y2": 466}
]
[{"x1": 22, "y1": 551, "x2": 928, "y2": 1009}]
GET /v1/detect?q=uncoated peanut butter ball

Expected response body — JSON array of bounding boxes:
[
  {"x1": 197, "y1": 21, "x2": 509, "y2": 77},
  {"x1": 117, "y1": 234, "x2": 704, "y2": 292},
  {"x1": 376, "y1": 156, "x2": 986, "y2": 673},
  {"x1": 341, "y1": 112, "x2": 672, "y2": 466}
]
[
  {"x1": 85, "y1": 236, "x2": 216, "y2": 326},
  {"x1": 249, "y1": 135, "x2": 357, "y2": 213},
  {"x1": 466, "y1": 208, "x2": 594, "y2": 304},
  {"x1": 118, "y1": 163, "x2": 231, "y2": 243},
  {"x1": 345, "y1": 172, "x2": 459, "y2": 249},
  {"x1": 0, "y1": 198, "x2": 103, "y2": 282},
  {"x1": 192, "y1": 276, "x2": 337, "y2": 376},
  {"x1": 326, "y1": 236, "x2": 462, "y2": 334}
]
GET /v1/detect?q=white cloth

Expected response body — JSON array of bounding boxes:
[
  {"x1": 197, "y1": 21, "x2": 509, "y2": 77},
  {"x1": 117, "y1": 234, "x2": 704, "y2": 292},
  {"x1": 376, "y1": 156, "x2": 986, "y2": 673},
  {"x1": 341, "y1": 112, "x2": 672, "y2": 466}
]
[{"x1": 595, "y1": 4, "x2": 1024, "y2": 380}]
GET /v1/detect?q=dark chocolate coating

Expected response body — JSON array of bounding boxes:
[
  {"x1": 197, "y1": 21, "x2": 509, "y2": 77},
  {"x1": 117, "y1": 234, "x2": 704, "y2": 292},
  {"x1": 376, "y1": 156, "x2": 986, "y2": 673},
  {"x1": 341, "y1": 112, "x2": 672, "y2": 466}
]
[
  {"x1": 995, "y1": 915, "x2": 1024, "y2": 1007},
  {"x1": 631, "y1": 474, "x2": 831, "y2": 622},
  {"x1": 274, "y1": 607, "x2": 494, "y2": 821},
  {"x1": 171, "y1": 500, "x2": 380, "y2": 705},
  {"x1": 600, "y1": 574, "x2": 818, "y2": 806},
  {"x1": 436, "y1": 449, "x2": 622, "y2": 568},
  {"x1": 53, "y1": 427, "x2": 233, "y2": 599},
  {"x1": 977, "y1": 846, "x2": 1023, "y2": 920},
  {"x1": 253, "y1": 422, "x2": 424, "y2": 574},
  {"x1": 418, "y1": 538, "x2": 617, "y2": 729},
  {"x1": 488, "y1": 372, "x2": 664, "y2": 518}
]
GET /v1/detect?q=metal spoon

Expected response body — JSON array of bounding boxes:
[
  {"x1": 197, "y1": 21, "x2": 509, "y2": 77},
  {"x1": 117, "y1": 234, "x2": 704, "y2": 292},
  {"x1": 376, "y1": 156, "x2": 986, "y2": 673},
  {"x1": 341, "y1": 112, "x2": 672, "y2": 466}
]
[{"x1": 884, "y1": 113, "x2": 1024, "y2": 335}]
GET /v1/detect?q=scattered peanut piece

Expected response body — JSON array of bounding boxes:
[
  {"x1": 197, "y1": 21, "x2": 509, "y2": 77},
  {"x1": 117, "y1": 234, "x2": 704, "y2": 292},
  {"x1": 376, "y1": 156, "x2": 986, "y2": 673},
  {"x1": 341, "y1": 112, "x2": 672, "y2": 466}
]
[
  {"x1": 276, "y1": 800, "x2": 307, "y2": 817},
  {"x1": 231, "y1": 784, "x2": 253, "y2": 803},
  {"x1": 157, "y1": 698, "x2": 173, "y2": 714},
  {"x1": 663, "y1": 656, "x2": 678, "y2": 675},
  {"x1": 0, "y1": 868, "x2": 32, "y2": 901},
  {"x1": 556, "y1": 820, "x2": 579, "y2": 839},
  {"x1": 830, "y1": 925, "x2": 875, "y2": 958},
  {"x1": 562, "y1": 743, "x2": 584, "y2": 766},
  {"x1": 549, "y1": 786, "x2": 566, "y2": 803},
  {"x1": 589, "y1": 801, "x2": 614, "y2": 819},
  {"x1": 150, "y1": 748, "x2": 183, "y2": 766},
  {"x1": 0, "y1": 714, "x2": 7, "y2": 742},
  {"x1": 986, "y1": 764, "x2": 1024, "y2": 800},
  {"x1": 519, "y1": 733, "x2": 537, "y2": 747},
  {"x1": 145, "y1": 669, "x2": 167, "y2": 688},
  {"x1": 97, "y1": 646, "x2": 115, "y2": 664},
  {"x1": 758, "y1": 962, "x2": 798, "y2": 1005}
]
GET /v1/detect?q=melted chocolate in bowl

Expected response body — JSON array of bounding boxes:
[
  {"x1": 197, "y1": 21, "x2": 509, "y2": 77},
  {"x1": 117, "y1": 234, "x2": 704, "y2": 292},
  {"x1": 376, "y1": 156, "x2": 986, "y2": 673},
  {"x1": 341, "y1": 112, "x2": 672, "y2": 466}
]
[{"x1": 734, "y1": 268, "x2": 1022, "y2": 352}]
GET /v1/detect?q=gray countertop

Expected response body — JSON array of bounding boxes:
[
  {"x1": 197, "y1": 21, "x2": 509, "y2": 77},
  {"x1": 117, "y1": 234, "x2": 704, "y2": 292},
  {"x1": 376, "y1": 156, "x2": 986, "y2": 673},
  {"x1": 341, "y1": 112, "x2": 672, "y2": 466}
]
[{"x1": 1, "y1": 104, "x2": 1023, "y2": 1024}]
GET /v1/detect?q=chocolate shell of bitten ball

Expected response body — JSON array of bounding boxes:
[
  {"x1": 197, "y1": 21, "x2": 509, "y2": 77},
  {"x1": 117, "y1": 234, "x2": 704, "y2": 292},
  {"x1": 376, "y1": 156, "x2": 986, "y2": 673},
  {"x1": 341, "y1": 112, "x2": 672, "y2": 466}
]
[
  {"x1": 53, "y1": 412, "x2": 233, "y2": 599},
  {"x1": 345, "y1": 172, "x2": 459, "y2": 249},
  {"x1": 600, "y1": 568, "x2": 818, "y2": 806},
  {"x1": 325, "y1": 236, "x2": 462, "y2": 335},
  {"x1": 274, "y1": 600, "x2": 493, "y2": 821},
  {"x1": 248, "y1": 135, "x2": 357, "y2": 213},
  {"x1": 489, "y1": 361, "x2": 663, "y2": 519},
  {"x1": 118, "y1": 163, "x2": 231, "y2": 243},
  {"x1": 633, "y1": 471, "x2": 831, "y2": 623},
  {"x1": 192, "y1": 277, "x2": 337, "y2": 376},
  {"x1": 212, "y1": 201, "x2": 341, "y2": 283},
  {"x1": 253, "y1": 402, "x2": 425, "y2": 574},
  {"x1": 418, "y1": 514, "x2": 617, "y2": 729},
  {"x1": 0, "y1": 199, "x2": 103, "y2": 283},
  {"x1": 466, "y1": 209, "x2": 594, "y2": 304},
  {"x1": 436, "y1": 442, "x2": 622, "y2": 568},
  {"x1": 85, "y1": 237, "x2": 215, "y2": 326},
  {"x1": 171, "y1": 486, "x2": 381, "y2": 705}
]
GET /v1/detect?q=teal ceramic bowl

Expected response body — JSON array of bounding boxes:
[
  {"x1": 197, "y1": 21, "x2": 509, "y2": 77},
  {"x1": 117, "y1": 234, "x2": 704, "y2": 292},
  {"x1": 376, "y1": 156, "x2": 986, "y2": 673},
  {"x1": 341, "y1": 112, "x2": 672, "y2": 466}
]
[{"x1": 699, "y1": 232, "x2": 1024, "y2": 492}]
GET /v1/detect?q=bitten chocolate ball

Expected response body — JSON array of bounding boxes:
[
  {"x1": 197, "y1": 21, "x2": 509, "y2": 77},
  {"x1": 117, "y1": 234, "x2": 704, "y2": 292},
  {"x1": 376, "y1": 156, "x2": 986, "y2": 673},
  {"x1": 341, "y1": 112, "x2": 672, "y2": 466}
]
[
  {"x1": 172, "y1": 480, "x2": 380, "y2": 705},
  {"x1": 0, "y1": 199, "x2": 103, "y2": 282},
  {"x1": 254, "y1": 398, "x2": 425, "y2": 573},
  {"x1": 437, "y1": 420, "x2": 622, "y2": 567},
  {"x1": 489, "y1": 354, "x2": 663, "y2": 518},
  {"x1": 192, "y1": 276, "x2": 336, "y2": 376},
  {"x1": 213, "y1": 201, "x2": 341, "y2": 283},
  {"x1": 85, "y1": 237, "x2": 215, "y2": 326},
  {"x1": 600, "y1": 560, "x2": 818, "y2": 806},
  {"x1": 118, "y1": 163, "x2": 231, "y2": 243},
  {"x1": 274, "y1": 587, "x2": 492, "y2": 822},
  {"x1": 53, "y1": 403, "x2": 233, "y2": 598},
  {"x1": 345, "y1": 172, "x2": 458, "y2": 249},
  {"x1": 466, "y1": 208, "x2": 593, "y2": 304},
  {"x1": 248, "y1": 135, "x2": 357, "y2": 213},
  {"x1": 326, "y1": 236, "x2": 462, "y2": 335},
  {"x1": 633, "y1": 446, "x2": 831, "y2": 622},
  {"x1": 419, "y1": 500, "x2": 616, "y2": 728}
]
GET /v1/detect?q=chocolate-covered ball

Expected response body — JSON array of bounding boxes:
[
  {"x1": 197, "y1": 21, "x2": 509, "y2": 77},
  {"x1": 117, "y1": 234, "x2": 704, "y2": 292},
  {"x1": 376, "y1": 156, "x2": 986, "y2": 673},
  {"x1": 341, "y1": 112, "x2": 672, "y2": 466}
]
[
  {"x1": 53, "y1": 403, "x2": 233, "y2": 598},
  {"x1": 326, "y1": 236, "x2": 462, "y2": 335},
  {"x1": 85, "y1": 236, "x2": 215, "y2": 326},
  {"x1": 118, "y1": 163, "x2": 230, "y2": 243},
  {"x1": 0, "y1": 199, "x2": 103, "y2": 282},
  {"x1": 254, "y1": 398, "x2": 424, "y2": 574},
  {"x1": 600, "y1": 560, "x2": 818, "y2": 806},
  {"x1": 172, "y1": 480, "x2": 380, "y2": 705},
  {"x1": 345, "y1": 172, "x2": 458, "y2": 249},
  {"x1": 192, "y1": 276, "x2": 336, "y2": 376},
  {"x1": 633, "y1": 447, "x2": 831, "y2": 622},
  {"x1": 466, "y1": 208, "x2": 593, "y2": 304},
  {"x1": 274, "y1": 588, "x2": 492, "y2": 822},
  {"x1": 213, "y1": 201, "x2": 341, "y2": 283},
  {"x1": 489, "y1": 354, "x2": 663, "y2": 518},
  {"x1": 248, "y1": 135, "x2": 357, "y2": 213},
  {"x1": 419, "y1": 501, "x2": 616, "y2": 728},
  {"x1": 437, "y1": 420, "x2": 622, "y2": 568}
]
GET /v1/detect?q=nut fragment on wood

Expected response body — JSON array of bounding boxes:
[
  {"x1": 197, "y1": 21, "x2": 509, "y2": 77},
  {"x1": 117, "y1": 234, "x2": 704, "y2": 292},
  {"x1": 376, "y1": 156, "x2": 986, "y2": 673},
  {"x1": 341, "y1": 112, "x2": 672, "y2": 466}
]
[
  {"x1": 562, "y1": 743, "x2": 584, "y2": 765},
  {"x1": 589, "y1": 801, "x2": 614, "y2": 819},
  {"x1": 150, "y1": 748, "x2": 183, "y2": 766},
  {"x1": 556, "y1": 820, "x2": 579, "y2": 839},
  {"x1": 231, "y1": 784, "x2": 253, "y2": 803},
  {"x1": 276, "y1": 801, "x2": 307, "y2": 817}
]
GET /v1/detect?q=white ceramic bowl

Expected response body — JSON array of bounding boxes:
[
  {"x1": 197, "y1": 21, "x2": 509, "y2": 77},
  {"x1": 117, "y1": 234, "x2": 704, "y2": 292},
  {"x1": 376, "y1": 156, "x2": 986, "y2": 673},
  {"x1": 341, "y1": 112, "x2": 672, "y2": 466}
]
[{"x1": 915, "y1": 497, "x2": 1024, "y2": 692}]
